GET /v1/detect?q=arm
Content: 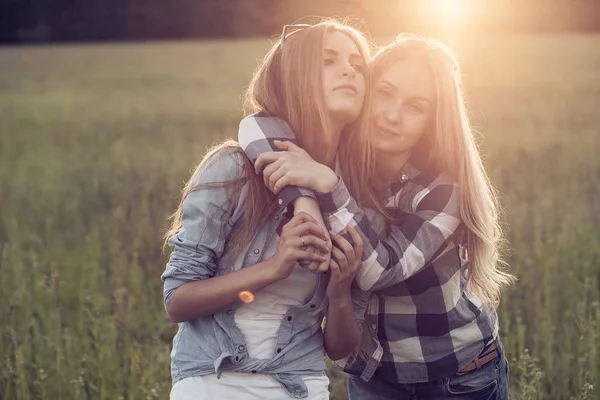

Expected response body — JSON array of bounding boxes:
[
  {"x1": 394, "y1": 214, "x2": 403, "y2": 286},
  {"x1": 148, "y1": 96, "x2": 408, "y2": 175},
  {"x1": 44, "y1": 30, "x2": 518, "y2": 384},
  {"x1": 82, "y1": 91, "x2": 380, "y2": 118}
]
[
  {"x1": 161, "y1": 152, "x2": 328, "y2": 322},
  {"x1": 316, "y1": 176, "x2": 462, "y2": 293},
  {"x1": 324, "y1": 282, "x2": 369, "y2": 360},
  {"x1": 239, "y1": 114, "x2": 332, "y2": 272},
  {"x1": 238, "y1": 113, "x2": 318, "y2": 213},
  {"x1": 323, "y1": 228, "x2": 368, "y2": 360}
]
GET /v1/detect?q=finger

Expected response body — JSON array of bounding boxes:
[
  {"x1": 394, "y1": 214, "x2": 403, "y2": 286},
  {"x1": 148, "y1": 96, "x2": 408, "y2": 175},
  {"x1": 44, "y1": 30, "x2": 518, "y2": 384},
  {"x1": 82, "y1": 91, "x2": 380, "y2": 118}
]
[
  {"x1": 274, "y1": 140, "x2": 304, "y2": 153},
  {"x1": 346, "y1": 225, "x2": 364, "y2": 261},
  {"x1": 255, "y1": 152, "x2": 283, "y2": 174},
  {"x1": 294, "y1": 249, "x2": 327, "y2": 263},
  {"x1": 331, "y1": 231, "x2": 355, "y2": 266},
  {"x1": 262, "y1": 159, "x2": 285, "y2": 187},
  {"x1": 272, "y1": 175, "x2": 292, "y2": 195},
  {"x1": 287, "y1": 221, "x2": 327, "y2": 241},
  {"x1": 329, "y1": 259, "x2": 341, "y2": 278},
  {"x1": 302, "y1": 261, "x2": 320, "y2": 273},
  {"x1": 268, "y1": 169, "x2": 288, "y2": 194},
  {"x1": 331, "y1": 246, "x2": 348, "y2": 270},
  {"x1": 315, "y1": 257, "x2": 330, "y2": 273},
  {"x1": 298, "y1": 235, "x2": 330, "y2": 254},
  {"x1": 273, "y1": 140, "x2": 292, "y2": 151}
]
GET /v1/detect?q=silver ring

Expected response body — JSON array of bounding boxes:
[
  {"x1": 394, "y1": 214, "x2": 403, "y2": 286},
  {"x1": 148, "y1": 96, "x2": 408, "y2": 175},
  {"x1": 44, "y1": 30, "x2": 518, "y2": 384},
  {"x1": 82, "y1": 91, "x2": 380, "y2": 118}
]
[{"x1": 300, "y1": 236, "x2": 306, "y2": 248}]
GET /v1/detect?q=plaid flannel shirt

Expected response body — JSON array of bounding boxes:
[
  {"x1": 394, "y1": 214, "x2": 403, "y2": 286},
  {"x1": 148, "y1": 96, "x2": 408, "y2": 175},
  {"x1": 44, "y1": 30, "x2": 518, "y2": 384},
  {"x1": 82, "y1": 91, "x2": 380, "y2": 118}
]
[{"x1": 238, "y1": 113, "x2": 499, "y2": 384}]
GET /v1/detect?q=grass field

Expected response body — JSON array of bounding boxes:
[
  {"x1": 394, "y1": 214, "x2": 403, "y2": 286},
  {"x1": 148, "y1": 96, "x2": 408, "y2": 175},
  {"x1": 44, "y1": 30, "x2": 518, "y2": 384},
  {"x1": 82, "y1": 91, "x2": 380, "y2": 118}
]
[{"x1": 1, "y1": 33, "x2": 599, "y2": 399}]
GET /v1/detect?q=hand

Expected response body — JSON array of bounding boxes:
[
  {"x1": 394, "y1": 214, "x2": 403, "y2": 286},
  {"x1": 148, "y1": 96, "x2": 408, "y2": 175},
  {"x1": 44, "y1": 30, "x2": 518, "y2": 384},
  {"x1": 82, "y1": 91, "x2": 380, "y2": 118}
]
[
  {"x1": 326, "y1": 226, "x2": 363, "y2": 301},
  {"x1": 293, "y1": 197, "x2": 332, "y2": 274},
  {"x1": 254, "y1": 141, "x2": 338, "y2": 194},
  {"x1": 269, "y1": 212, "x2": 330, "y2": 280}
]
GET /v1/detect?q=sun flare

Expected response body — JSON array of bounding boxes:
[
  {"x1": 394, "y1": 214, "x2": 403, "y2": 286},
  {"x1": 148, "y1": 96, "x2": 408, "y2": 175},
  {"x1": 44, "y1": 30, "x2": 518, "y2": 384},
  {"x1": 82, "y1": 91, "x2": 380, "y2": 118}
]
[{"x1": 418, "y1": 0, "x2": 473, "y2": 28}]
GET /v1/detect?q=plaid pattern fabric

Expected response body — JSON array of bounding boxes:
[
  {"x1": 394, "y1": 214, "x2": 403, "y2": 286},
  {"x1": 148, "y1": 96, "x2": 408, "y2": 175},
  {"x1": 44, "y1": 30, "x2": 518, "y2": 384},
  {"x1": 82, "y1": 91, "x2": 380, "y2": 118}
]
[
  {"x1": 238, "y1": 114, "x2": 499, "y2": 384},
  {"x1": 317, "y1": 170, "x2": 498, "y2": 383},
  {"x1": 238, "y1": 112, "x2": 317, "y2": 213}
]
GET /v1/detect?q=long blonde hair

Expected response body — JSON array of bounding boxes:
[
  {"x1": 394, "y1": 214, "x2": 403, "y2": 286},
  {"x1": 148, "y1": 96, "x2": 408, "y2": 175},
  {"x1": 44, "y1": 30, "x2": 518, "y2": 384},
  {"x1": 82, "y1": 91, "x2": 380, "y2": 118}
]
[
  {"x1": 371, "y1": 34, "x2": 515, "y2": 305},
  {"x1": 244, "y1": 19, "x2": 379, "y2": 208},
  {"x1": 164, "y1": 20, "x2": 378, "y2": 264}
]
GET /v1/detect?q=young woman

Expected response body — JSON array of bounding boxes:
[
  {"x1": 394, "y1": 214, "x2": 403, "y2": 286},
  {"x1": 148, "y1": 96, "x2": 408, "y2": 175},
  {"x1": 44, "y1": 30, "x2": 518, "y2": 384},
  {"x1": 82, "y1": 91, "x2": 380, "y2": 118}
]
[
  {"x1": 238, "y1": 33, "x2": 514, "y2": 399},
  {"x1": 161, "y1": 21, "x2": 377, "y2": 399}
]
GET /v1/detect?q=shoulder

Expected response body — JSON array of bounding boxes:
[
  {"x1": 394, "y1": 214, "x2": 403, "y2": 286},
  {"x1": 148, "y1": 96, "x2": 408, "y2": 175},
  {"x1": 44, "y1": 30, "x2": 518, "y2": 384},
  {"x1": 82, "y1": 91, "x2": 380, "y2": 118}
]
[
  {"x1": 239, "y1": 112, "x2": 295, "y2": 146},
  {"x1": 192, "y1": 143, "x2": 249, "y2": 187},
  {"x1": 407, "y1": 167, "x2": 459, "y2": 214}
]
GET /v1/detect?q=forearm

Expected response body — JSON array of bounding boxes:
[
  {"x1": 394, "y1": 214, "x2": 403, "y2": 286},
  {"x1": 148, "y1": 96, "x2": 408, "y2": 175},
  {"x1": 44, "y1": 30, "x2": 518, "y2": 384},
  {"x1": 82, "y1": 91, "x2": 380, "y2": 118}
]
[
  {"x1": 323, "y1": 295, "x2": 362, "y2": 360},
  {"x1": 167, "y1": 261, "x2": 279, "y2": 322}
]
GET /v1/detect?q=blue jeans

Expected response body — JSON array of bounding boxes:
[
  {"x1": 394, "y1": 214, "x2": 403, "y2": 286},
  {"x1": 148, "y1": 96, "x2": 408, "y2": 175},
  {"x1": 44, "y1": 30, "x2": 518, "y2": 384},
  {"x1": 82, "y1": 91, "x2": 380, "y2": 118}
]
[{"x1": 347, "y1": 354, "x2": 509, "y2": 400}]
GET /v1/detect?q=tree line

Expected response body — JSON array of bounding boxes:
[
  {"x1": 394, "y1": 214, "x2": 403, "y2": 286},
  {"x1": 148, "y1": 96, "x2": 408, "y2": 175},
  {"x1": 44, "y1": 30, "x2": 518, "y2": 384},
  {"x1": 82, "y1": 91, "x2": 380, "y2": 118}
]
[{"x1": 1, "y1": 0, "x2": 599, "y2": 44}]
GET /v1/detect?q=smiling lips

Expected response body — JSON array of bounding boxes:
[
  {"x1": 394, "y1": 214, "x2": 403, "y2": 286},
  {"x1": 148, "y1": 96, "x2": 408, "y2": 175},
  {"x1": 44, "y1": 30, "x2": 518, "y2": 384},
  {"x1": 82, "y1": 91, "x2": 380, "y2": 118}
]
[{"x1": 334, "y1": 84, "x2": 358, "y2": 95}]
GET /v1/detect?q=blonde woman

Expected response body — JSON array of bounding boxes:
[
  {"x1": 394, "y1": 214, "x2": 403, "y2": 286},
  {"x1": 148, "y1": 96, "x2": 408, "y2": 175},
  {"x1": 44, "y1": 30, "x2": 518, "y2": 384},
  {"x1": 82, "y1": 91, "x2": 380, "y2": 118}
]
[
  {"x1": 239, "y1": 34, "x2": 514, "y2": 399},
  {"x1": 161, "y1": 21, "x2": 378, "y2": 399}
]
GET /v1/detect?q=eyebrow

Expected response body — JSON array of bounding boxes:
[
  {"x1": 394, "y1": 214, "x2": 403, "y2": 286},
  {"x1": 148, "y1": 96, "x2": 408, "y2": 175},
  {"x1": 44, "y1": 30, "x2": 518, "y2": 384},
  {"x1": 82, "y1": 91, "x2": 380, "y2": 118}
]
[
  {"x1": 324, "y1": 49, "x2": 362, "y2": 59},
  {"x1": 379, "y1": 80, "x2": 431, "y2": 104}
]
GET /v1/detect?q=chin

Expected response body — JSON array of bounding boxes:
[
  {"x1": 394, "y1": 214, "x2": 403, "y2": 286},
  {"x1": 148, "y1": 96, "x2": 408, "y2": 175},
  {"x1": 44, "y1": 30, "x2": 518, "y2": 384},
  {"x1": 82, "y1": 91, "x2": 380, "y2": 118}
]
[{"x1": 329, "y1": 106, "x2": 362, "y2": 124}]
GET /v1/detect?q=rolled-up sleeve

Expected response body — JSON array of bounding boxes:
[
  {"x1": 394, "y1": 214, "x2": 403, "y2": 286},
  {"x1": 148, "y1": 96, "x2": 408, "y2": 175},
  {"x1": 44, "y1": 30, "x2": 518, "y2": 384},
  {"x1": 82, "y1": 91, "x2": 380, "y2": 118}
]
[
  {"x1": 161, "y1": 151, "x2": 245, "y2": 309},
  {"x1": 238, "y1": 113, "x2": 317, "y2": 212}
]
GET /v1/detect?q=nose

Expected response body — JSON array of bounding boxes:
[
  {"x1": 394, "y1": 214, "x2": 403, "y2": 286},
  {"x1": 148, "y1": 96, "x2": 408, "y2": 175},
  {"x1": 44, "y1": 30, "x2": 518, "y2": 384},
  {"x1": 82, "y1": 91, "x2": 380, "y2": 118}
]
[
  {"x1": 383, "y1": 105, "x2": 402, "y2": 126},
  {"x1": 340, "y1": 62, "x2": 356, "y2": 78}
]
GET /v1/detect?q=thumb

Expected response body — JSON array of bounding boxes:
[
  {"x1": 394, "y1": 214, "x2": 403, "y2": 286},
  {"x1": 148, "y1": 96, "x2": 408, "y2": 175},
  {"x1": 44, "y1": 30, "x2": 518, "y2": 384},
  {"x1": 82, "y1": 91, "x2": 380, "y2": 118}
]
[{"x1": 274, "y1": 140, "x2": 303, "y2": 153}]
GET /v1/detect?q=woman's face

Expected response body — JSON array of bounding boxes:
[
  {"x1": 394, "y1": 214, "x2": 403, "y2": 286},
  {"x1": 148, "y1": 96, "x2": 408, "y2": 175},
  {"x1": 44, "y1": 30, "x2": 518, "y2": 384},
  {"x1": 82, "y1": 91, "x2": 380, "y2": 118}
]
[
  {"x1": 370, "y1": 58, "x2": 435, "y2": 158},
  {"x1": 322, "y1": 30, "x2": 366, "y2": 126}
]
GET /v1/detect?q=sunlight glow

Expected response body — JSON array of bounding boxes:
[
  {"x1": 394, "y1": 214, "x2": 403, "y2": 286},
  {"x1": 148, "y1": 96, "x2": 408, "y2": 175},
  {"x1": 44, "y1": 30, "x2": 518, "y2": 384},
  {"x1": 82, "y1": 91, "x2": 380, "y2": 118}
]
[
  {"x1": 418, "y1": 0, "x2": 473, "y2": 28},
  {"x1": 433, "y1": 0, "x2": 469, "y2": 23}
]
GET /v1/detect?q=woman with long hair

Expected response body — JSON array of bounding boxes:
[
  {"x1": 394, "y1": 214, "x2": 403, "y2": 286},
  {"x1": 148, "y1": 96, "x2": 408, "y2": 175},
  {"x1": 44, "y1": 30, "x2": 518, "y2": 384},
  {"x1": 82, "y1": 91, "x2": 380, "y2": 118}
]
[
  {"x1": 239, "y1": 33, "x2": 514, "y2": 399},
  {"x1": 161, "y1": 20, "x2": 378, "y2": 399}
]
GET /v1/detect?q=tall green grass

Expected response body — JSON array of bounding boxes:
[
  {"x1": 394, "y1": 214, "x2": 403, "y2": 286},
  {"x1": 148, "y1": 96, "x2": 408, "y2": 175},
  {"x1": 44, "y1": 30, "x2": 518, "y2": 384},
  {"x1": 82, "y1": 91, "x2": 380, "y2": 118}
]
[{"x1": 1, "y1": 34, "x2": 599, "y2": 399}]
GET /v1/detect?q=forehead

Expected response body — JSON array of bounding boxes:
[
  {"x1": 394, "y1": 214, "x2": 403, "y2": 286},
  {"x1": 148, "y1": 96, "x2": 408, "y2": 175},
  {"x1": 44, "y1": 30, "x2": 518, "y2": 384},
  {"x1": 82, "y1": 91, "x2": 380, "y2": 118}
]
[
  {"x1": 376, "y1": 58, "x2": 435, "y2": 101},
  {"x1": 323, "y1": 30, "x2": 361, "y2": 56}
]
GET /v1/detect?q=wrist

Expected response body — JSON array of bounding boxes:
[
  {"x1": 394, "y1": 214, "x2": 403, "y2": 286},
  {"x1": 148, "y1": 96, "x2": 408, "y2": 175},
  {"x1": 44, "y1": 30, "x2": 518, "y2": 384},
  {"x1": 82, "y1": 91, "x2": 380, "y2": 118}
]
[
  {"x1": 258, "y1": 259, "x2": 286, "y2": 282},
  {"x1": 316, "y1": 167, "x2": 339, "y2": 193},
  {"x1": 327, "y1": 291, "x2": 353, "y2": 307}
]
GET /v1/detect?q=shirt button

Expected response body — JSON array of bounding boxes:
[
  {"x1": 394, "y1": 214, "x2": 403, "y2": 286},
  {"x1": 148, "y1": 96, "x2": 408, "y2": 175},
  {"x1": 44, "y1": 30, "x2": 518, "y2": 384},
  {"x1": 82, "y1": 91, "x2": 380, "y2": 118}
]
[
  {"x1": 274, "y1": 215, "x2": 280, "y2": 220},
  {"x1": 238, "y1": 345, "x2": 245, "y2": 351},
  {"x1": 276, "y1": 348, "x2": 282, "y2": 353},
  {"x1": 251, "y1": 370, "x2": 257, "y2": 374},
  {"x1": 371, "y1": 324, "x2": 377, "y2": 330},
  {"x1": 310, "y1": 304, "x2": 316, "y2": 309},
  {"x1": 227, "y1": 310, "x2": 233, "y2": 315},
  {"x1": 253, "y1": 249, "x2": 260, "y2": 254},
  {"x1": 287, "y1": 316, "x2": 293, "y2": 322},
  {"x1": 278, "y1": 199, "x2": 283, "y2": 205}
]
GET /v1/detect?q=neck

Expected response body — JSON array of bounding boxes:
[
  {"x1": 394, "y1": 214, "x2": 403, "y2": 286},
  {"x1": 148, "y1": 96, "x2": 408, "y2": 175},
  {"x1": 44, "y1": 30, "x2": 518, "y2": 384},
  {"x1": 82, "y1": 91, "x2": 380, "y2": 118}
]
[
  {"x1": 312, "y1": 120, "x2": 344, "y2": 169},
  {"x1": 374, "y1": 150, "x2": 411, "y2": 193}
]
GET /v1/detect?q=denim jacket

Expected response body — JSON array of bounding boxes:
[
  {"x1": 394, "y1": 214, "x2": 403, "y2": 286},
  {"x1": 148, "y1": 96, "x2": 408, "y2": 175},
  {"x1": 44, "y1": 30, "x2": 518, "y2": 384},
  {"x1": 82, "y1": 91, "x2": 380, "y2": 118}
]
[{"x1": 161, "y1": 148, "x2": 369, "y2": 399}]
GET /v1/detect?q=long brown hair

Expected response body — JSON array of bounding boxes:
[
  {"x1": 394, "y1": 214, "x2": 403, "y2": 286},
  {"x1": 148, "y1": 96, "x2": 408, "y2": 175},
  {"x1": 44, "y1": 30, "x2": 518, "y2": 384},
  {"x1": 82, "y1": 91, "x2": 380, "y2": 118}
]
[
  {"x1": 163, "y1": 141, "x2": 277, "y2": 268},
  {"x1": 164, "y1": 20, "x2": 378, "y2": 265},
  {"x1": 371, "y1": 34, "x2": 515, "y2": 305},
  {"x1": 244, "y1": 19, "x2": 379, "y2": 208}
]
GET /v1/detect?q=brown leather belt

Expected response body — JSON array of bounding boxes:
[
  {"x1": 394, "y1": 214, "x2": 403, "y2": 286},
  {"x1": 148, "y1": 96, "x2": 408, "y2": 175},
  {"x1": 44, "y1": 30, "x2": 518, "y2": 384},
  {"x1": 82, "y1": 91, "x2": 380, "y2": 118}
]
[{"x1": 457, "y1": 340, "x2": 500, "y2": 375}]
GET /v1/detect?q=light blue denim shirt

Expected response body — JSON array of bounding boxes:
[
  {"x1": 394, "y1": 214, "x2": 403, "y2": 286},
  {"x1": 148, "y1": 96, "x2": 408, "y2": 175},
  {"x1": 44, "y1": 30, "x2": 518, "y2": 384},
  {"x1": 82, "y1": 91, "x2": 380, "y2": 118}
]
[{"x1": 161, "y1": 148, "x2": 369, "y2": 399}]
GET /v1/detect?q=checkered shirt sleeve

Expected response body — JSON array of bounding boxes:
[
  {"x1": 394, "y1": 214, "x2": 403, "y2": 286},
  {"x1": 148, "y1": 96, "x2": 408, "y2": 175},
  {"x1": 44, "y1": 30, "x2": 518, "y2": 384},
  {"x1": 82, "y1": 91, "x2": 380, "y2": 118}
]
[
  {"x1": 316, "y1": 170, "x2": 462, "y2": 293},
  {"x1": 238, "y1": 113, "x2": 317, "y2": 213}
]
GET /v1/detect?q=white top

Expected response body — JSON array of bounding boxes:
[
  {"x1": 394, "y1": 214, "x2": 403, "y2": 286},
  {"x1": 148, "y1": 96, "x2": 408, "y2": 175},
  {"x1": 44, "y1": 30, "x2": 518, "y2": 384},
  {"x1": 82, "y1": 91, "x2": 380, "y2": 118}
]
[{"x1": 171, "y1": 234, "x2": 329, "y2": 399}]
